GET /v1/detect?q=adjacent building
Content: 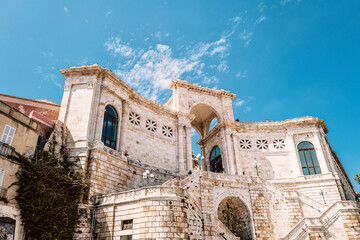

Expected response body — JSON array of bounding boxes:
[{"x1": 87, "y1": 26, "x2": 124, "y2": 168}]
[
  {"x1": 0, "y1": 95, "x2": 60, "y2": 240},
  {"x1": 0, "y1": 101, "x2": 40, "y2": 240}
]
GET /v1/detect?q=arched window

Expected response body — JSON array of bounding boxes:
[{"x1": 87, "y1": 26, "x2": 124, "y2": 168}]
[
  {"x1": 210, "y1": 146, "x2": 223, "y2": 173},
  {"x1": 102, "y1": 105, "x2": 118, "y2": 149},
  {"x1": 297, "y1": 141, "x2": 321, "y2": 175}
]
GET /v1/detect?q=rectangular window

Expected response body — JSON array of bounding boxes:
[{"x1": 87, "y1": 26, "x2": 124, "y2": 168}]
[
  {"x1": 1, "y1": 124, "x2": 16, "y2": 145},
  {"x1": 120, "y1": 236, "x2": 132, "y2": 240},
  {"x1": 122, "y1": 219, "x2": 133, "y2": 230}
]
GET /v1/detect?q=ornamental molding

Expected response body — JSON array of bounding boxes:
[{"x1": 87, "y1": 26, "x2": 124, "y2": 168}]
[
  {"x1": 64, "y1": 83, "x2": 71, "y2": 91},
  {"x1": 169, "y1": 79, "x2": 236, "y2": 100},
  {"x1": 232, "y1": 117, "x2": 328, "y2": 133}
]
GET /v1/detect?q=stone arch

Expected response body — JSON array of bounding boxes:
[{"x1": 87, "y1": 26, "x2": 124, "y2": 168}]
[
  {"x1": 189, "y1": 103, "x2": 221, "y2": 139},
  {"x1": 214, "y1": 189, "x2": 251, "y2": 211},
  {"x1": 217, "y1": 196, "x2": 254, "y2": 240}
]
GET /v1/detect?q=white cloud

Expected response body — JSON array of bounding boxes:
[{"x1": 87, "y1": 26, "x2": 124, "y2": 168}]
[
  {"x1": 256, "y1": 16, "x2": 267, "y2": 24},
  {"x1": 233, "y1": 96, "x2": 254, "y2": 113},
  {"x1": 154, "y1": 31, "x2": 161, "y2": 39},
  {"x1": 238, "y1": 31, "x2": 253, "y2": 40},
  {"x1": 35, "y1": 62, "x2": 63, "y2": 89},
  {"x1": 78, "y1": 57, "x2": 90, "y2": 66},
  {"x1": 236, "y1": 70, "x2": 247, "y2": 79},
  {"x1": 104, "y1": 16, "x2": 242, "y2": 102},
  {"x1": 41, "y1": 52, "x2": 54, "y2": 57},
  {"x1": 105, "y1": 10, "x2": 112, "y2": 17},
  {"x1": 258, "y1": 2, "x2": 266, "y2": 12},
  {"x1": 244, "y1": 106, "x2": 252, "y2": 112},
  {"x1": 233, "y1": 99, "x2": 245, "y2": 107},
  {"x1": 105, "y1": 38, "x2": 134, "y2": 57},
  {"x1": 280, "y1": 0, "x2": 302, "y2": 5},
  {"x1": 64, "y1": 7, "x2": 68, "y2": 12},
  {"x1": 106, "y1": 39, "x2": 201, "y2": 101},
  {"x1": 245, "y1": 39, "x2": 252, "y2": 47},
  {"x1": 217, "y1": 61, "x2": 228, "y2": 72}
]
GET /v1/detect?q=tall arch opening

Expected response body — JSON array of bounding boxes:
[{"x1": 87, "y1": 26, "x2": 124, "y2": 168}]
[
  {"x1": 190, "y1": 103, "x2": 220, "y2": 170},
  {"x1": 190, "y1": 103, "x2": 220, "y2": 139},
  {"x1": 217, "y1": 197, "x2": 253, "y2": 240}
]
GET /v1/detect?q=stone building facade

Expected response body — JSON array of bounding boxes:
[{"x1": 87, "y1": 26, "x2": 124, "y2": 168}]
[{"x1": 57, "y1": 64, "x2": 360, "y2": 239}]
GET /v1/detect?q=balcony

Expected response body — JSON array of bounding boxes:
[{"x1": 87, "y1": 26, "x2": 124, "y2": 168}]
[{"x1": 0, "y1": 142, "x2": 14, "y2": 157}]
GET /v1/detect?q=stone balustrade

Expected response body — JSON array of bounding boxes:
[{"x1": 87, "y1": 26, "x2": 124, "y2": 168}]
[
  {"x1": 98, "y1": 185, "x2": 184, "y2": 206},
  {"x1": 211, "y1": 215, "x2": 240, "y2": 240},
  {"x1": 282, "y1": 201, "x2": 358, "y2": 240}
]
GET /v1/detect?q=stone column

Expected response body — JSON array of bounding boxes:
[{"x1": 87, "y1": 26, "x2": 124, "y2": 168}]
[
  {"x1": 232, "y1": 133, "x2": 240, "y2": 175},
  {"x1": 200, "y1": 144, "x2": 207, "y2": 171},
  {"x1": 220, "y1": 128, "x2": 229, "y2": 173},
  {"x1": 313, "y1": 130, "x2": 330, "y2": 174},
  {"x1": 319, "y1": 129, "x2": 336, "y2": 173},
  {"x1": 225, "y1": 132, "x2": 235, "y2": 175},
  {"x1": 119, "y1": 100, "x2": 128, "y2": 154},
  {"x1": 177, "y1": 125, "x2": 185, "y2": 173},
  {"x1": 95, "y1": 103, "x2": 107, "y2": 142},
  {"x1": 286, "y1": 133, "x2": 303, "y2": 177},
  {"x1": 185, "y1": 126, "x2": 193, "y2": 172}
]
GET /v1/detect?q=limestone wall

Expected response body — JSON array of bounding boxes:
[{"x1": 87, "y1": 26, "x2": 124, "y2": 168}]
[{"x1": 94, "y1": 186, "x2": 188, "y2": 240}]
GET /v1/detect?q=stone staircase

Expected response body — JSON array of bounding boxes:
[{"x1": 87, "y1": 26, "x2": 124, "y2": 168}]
[
  {"x1": 180, "y1": 170, "x2": 240, "y2": 240},
  {"x1": 211, "y1": 215, "x2": 240, "y2": 240},
  {"x1": 173, "y1": 170, "x2": 360, "y2": 240},
  {"x1": 281, "y1": 201, "x2": 359, "y2": 240}
]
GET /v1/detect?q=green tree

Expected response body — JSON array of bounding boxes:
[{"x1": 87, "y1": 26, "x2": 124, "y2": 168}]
[
  {"x1": 192, "y1": 151, "x2": 200, "y2": 169},
  {"x1": 355, "y1": 174, "x2": 360, "y2": 186},
  {"x1": 0, "y1": 226, "x2": 7, "y2": 240},
  {"x1": 10, "y1": 149, "x2": 85, "y2": 240}
]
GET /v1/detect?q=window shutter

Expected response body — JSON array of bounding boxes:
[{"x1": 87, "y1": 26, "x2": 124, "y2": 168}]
[
  {"x1": 1, "y1": 125, "x2": 10, "y2": 143},
  {"x1": 1, "y1": 125, "x2": 16, "y2": 145},
  {"x1": 7, "y1": 127, "x2": 16, "y2": 145}
]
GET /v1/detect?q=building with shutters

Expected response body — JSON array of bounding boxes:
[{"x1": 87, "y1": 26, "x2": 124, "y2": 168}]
[{"x1": 0, "y1": 101, "x2": 41, "y2": 240}]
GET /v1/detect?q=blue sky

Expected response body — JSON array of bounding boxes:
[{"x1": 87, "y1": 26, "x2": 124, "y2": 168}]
[{"x1": 1, "y1": 1, "x2": 359, "y2": 191}]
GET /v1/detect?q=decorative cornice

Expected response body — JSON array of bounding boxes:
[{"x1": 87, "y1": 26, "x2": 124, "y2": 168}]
[
  {"x1": 60, "y1": 64, "x2": 103, "y2": 78},
  {"x1": 60, "y1": 64, "x2": 194, "y2": 120},
  {"x1": 169, "y1": 79, "x2": 236, "y2": 100},
  {"x1": 232, "y1": 117, "x2": 328, "y2": 133}
]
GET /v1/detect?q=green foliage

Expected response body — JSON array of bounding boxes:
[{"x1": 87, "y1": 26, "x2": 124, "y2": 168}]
[
  {"x1": 10, "y1": 149, "x2": 84, "y2": 240},
  {"x1": 192, "y1": 151, "x2": 200, "y2": 169},
  {"x1": 355, "y1": 174, "x2": 360, "y2": 185},
  {"x1": 0, "y1": 226, "x2": 7, "y2": 240}
]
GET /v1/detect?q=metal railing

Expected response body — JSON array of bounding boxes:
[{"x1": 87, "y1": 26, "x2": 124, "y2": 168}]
[{"x1": 0, "y1": 141, "x2": 14, "y2": 157}]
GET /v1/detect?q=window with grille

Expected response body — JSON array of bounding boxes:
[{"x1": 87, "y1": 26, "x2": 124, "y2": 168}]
[
  {"x1": 146, "y1": 119, "x2": 157, "y2": 132},
  {"x1": 122, "y1": 219, "x2": 133, "y2": 230},
  {"x1": 239, "y1": 139, "x2": 251, "y2": 149},
  {"x1": 162, "y1": 125, "x2": 173, "y2": 137},
  {"x1": 273, "y1": 139, "x2": 285, "y2": 149},
  {"x1": 256, "y1": 139, "x2": 268, "y2": 149},
  {"x1": 129, "y1": 111, "x2": 140, "y2": 125}
]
